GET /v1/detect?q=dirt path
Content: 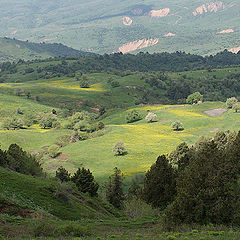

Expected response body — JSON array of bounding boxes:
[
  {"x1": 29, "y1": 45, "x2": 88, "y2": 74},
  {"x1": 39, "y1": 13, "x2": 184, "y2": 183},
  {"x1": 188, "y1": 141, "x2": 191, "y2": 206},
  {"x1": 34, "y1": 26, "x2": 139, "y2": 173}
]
[{"x1": 203, "y1": 108, "x2": 227, "y2": 117}]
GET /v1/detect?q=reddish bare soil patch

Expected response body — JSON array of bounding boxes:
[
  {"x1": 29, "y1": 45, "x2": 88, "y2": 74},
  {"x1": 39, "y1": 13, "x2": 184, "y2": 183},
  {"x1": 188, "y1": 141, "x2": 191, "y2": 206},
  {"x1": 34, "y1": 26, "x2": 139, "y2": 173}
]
[
  {"x1": 90, "y1": 107, "x2": 100, "y2": 114},
  {"x1": 204, "y1": 108, "x2": 227, "y2": 117},
  {"x1": 58, "y1": 154, "x2": 69, "y2": 160}
]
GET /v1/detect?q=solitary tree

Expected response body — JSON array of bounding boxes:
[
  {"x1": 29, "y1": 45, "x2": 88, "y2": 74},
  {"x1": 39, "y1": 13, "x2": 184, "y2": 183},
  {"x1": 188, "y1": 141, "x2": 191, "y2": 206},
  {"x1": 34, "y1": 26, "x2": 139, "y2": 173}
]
[
  {"x1": 106, "y1": 167, "x2": 125, "y2": 209},
  {"x1": 48, "y1": 144, "x2": 60, "y2": 158},
  {"x1": 186, "y1": 92, "x2": 203, "y2": 104},
  {"x1": 145, "y1": 112, "x2": 157, "y2": 122},
  {"x1": 171, "y1": 120, "x2": 184, "y2": 131},
  {"x1": 113, "y1": 141, "x2": 127, "y2": 156},
  {"x1": 226, "y1": 97, "x2": 238, "y2": 109},
  {"x1": 126, "y1": 110, "x2": 142, "y2": 123},
  {"x1": 232, "y1": 102, "x2": 240, "y2": 112}
]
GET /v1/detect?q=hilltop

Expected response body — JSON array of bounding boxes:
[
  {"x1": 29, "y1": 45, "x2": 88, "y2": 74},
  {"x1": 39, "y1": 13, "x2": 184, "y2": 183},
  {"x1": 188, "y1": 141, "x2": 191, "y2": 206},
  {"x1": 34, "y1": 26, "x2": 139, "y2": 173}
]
[
  {"x1": 0, "y1": 0, "x2": 239, "y2": 55},
  {"x1": 0, "y1": 37, "x2": 87, "y2": 62}
]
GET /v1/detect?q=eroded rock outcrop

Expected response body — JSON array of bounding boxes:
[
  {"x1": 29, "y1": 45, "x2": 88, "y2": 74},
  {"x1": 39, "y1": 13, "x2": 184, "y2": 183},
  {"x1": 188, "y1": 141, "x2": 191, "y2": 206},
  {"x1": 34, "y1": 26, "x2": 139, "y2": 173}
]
[
  {"x1": 149, "y1": 8, "x2": 170, "y2": 17},
  {"x1": 119, "y1": 38, "x2": 159, "y2": 54},
  {"x1": 193, "y1": 2, "x2": 225, "y2": 16}
]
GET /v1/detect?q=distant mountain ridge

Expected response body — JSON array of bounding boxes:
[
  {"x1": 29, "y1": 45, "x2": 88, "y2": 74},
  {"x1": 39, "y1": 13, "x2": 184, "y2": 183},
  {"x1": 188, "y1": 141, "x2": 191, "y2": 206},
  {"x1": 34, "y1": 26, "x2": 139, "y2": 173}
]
[
  {"x1": 0, "y1": 0, "x2": 239, "y2": 55},
  {"x1": 0, "y1": 37, "x2": 88, "y2": 61}
]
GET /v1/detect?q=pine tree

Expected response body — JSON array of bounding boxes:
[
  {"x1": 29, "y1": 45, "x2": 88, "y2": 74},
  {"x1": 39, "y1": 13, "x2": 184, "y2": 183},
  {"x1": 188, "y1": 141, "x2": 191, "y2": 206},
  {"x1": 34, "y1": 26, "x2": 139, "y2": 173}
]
[
  {"x1": 71, "y1": 167, "x2": 99, "y2": 197},
  {"x1": 106, "y1": 167, "x2": 125, "y2": 209},
  {"x1": 165, "y1": 136, "x2": 240, "y2": 225},
  {"x1": 56, "y1": 166, "x2": 71, "y2": 183},
  {"x1": 169, "y1": 142, "x2": 190, "y2": 171},
  {"x1": 142, "y1": 155, "x2": 176, "y2": 209}
]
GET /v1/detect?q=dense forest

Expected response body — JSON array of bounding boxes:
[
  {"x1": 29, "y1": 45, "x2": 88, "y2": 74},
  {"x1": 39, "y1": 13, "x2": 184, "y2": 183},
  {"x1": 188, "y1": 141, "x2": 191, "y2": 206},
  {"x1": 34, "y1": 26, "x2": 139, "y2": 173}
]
[{"x1": 1, "y1": 49, "x2": 240, "y2": 75}]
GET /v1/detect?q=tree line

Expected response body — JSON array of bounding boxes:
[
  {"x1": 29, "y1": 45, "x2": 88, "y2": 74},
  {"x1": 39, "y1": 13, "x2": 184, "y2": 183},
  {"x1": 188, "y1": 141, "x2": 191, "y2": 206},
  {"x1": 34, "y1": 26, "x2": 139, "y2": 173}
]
[{"x1": 1, "y1": 49, "x2": 240, "y2": 76}]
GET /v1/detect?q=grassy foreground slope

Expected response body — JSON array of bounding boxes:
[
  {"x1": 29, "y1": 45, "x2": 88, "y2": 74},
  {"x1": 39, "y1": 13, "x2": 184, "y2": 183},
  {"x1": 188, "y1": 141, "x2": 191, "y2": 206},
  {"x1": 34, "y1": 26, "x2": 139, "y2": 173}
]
[
  {"x1": 0, "y1": 167, "x2": 117, "y2": 221},
  {"x1": 1, "y1": 168, "x2": 240, "y2": 239}
]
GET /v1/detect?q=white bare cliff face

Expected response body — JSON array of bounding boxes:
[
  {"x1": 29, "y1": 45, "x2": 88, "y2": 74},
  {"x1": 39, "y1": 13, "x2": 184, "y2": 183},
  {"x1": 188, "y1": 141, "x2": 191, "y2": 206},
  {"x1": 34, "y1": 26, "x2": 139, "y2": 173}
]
[
  {"x1": 229, "y1": 46, "x2": 240, "y2": 54},
  {"x1": 118, "y1": 38, "x2": 159, "y2": 54},
  {"x1": 193, "y1": 2, "x2": 225, "y2": 16},
  {"x1": 217, "y1": 29, "x2": 234, "y2": 34},
  {"x1": 149, "y1": 8, "x2": 170, "y2": 17}
]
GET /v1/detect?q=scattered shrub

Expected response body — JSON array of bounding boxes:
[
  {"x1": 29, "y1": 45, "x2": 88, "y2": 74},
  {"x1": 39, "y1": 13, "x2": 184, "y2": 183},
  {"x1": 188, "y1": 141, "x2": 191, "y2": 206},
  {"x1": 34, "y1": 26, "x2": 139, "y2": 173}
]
[
  {"x1": 2, "y1": 117, "x2": 24, "y2": 130},
  {"x1": 123, "y1": 197, "x2": 157, "y2": 219},
  {"x1": 126, "y1": 110, "x2": 142, "y2": 123},
  {"x1": 226, "y1": 97, "x2": 238, "y2": 108},
  {"x1": 48, "y1": 144, "x2": 60, "y2": 158},
  {"x1": 112, "y1": 141, "x2": 127, "y2": 156},
  {"x1": 171, "y1": 121, "x2": 184, "y2": 131},
  {"x1": 232, "y1": 102, "x2": 240, "y2": 112}
]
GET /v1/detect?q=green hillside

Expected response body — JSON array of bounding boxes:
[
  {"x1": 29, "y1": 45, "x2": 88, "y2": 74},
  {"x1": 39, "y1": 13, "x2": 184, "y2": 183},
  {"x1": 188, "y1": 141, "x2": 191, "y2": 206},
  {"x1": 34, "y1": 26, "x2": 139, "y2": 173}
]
[
  {"x1": 0, "y1": 57, "x2": 239, "y2": 182},
  {"x1": 0, "y1": 54, "x2": 240, "y2": 238},
  {"x1": 0, "y1": 0, "x2": 239, "y2": 55},
  {"x1": 0, "y1": 37, "x2": 87, "y2": 61}
]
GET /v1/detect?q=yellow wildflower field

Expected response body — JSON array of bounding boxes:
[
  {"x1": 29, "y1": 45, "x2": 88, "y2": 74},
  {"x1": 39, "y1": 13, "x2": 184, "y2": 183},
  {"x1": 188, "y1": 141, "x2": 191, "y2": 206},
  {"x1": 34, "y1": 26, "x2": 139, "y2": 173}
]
[{"x1": 39, "y1": 80, "x2": 106, "y2": 92}]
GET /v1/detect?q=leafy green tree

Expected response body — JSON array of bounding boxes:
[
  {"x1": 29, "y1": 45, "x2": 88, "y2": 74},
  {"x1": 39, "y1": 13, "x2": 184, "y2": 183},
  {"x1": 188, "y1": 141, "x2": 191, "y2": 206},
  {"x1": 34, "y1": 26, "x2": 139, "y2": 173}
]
[
  {"x1": 142, "y1": 155, "x2": 176, "y2": 209},
  {"x1": 106, "y1": 167, "x2": 125, "y2": 209},
  {"x1": 126, "y1": 110, "x2": 142, "y2": 123},
  {"x1": 171, "y1": 120, "x2": 184, "y2": 131},
  {"x1": 7, "y1": 144, "x2": 42, "y2": 176},
  {"x1": 226, "y1": 97, "x2": 238, "y2": 108},
  {"x1": 56, "y1": 166, "x2": 71, "y2": 183},
  {"x1": 71, "y1": 167, "x2": 99, "y2": 197},
  {"x1": 79, "y1": 75, "x2": 90, "y2": 88},
  {"x1": 2, "y1": 117, "x2": 23, "y2": 130},
  {"x1": 113, "y1": 141, "x2": 127, "y2": 156},
  {"x1": 168, "y1": 142, "x2": 190, "y2": 171},
  {"x1": 186, "y1": 92, "x2": 203, "y2": 104},
  {"x1": 73, "y1": 120, "x2": 91, "y2": 132},
  {"x1": 232, "y1": 102, "x2": 240, "y2": 112},
  {"x1": 39, "y1": 113, "x2": 56, "y2": 129},
  {"x1": 110, "y1": 80, "x2": 120, "y2": 88}
]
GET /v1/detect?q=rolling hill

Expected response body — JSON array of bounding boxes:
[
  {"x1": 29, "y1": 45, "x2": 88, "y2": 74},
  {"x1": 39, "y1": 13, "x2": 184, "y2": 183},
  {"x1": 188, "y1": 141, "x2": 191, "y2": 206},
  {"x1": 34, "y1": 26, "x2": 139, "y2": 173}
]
[
  {"x1": 0, "y1": 37, "x2": 87, "y2": 61},
  {"x1": 0, "y1": 0, "x2": 239, "y2": 55}
]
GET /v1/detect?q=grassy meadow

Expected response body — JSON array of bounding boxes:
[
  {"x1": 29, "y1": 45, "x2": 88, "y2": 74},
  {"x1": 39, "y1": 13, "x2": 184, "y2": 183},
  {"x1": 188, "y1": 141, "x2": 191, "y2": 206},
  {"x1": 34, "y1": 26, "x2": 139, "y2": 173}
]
[
  {"x1": 0, "y1": 65, "x2": 240, "y2": 183},
  {"x1": 0, "y1": 88, "x2": 239, "y2": 183}
]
